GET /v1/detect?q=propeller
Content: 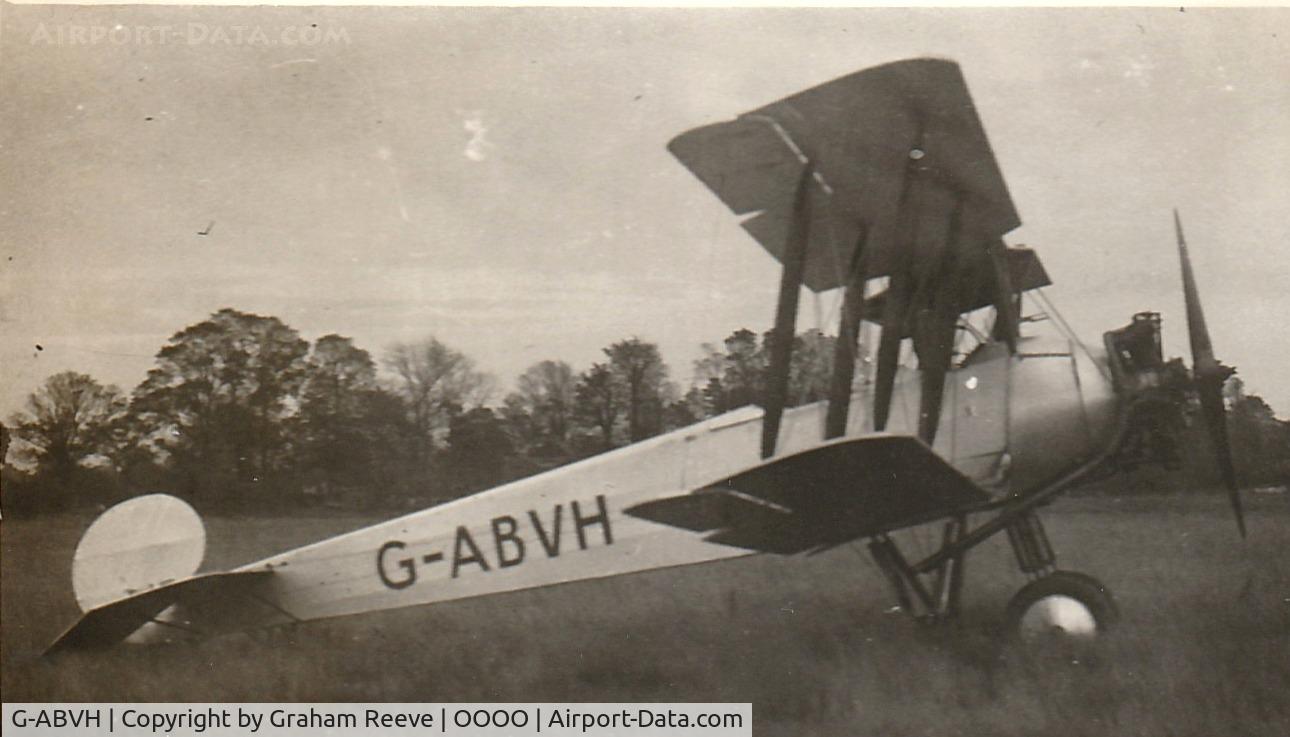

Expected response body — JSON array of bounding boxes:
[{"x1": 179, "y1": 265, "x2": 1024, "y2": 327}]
[{"x1": 1175, "y1": 210, "x2": 1244, "y2": 537}]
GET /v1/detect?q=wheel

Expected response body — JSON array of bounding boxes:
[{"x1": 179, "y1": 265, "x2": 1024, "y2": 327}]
[{"x1": 1003, "y1": 571, "x2": 1118, "y2": 642}]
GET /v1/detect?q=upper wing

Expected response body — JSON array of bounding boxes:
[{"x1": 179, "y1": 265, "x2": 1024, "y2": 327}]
[
  {"x1": 625, "y1": 434, "x2": 990, "y2": 554},
  {"x1": 45, "y1": 570, "x2": 274, "y2": 654},
  {"x1": 861, "y1": 246, "x2": 1051, "y2": 336},
  {"x1": 668, "y1": 57, "x2": 1019, "y2": 293},
  {"x1": 670, "y1": 58, "x2": 1024, "y2": 446}
]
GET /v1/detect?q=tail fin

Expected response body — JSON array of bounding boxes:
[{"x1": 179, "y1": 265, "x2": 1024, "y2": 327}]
[{"x1": 71, "y1": 494, "x2": 206, "y2": 611}]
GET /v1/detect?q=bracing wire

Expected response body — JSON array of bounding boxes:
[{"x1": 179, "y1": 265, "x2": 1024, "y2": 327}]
[{"x1": 1033, "y1": 288, "x2": 1111, "y2": 380}]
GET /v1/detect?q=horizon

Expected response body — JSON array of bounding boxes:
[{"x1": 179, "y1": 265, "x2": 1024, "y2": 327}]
[{"x1": 3, "y1": 6, "x2": 1288, "y2": 419}]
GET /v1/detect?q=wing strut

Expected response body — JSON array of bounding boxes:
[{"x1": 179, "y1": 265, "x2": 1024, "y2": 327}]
[
  {"x1": 911, "y1": 196, "x2": 967, "y2": 444},
  {"x1": 987, "y1": 239, "x2": 1019, "y2": 351},
  {"x1": 873, "y1": 141, "x2": 928, "y2": 435},
  {"x1": 825, "y1": 229, "x2": 869, "y2": 439},
  {"x1": 761, "y1": 163, "x2": 816, "y2": 458}
]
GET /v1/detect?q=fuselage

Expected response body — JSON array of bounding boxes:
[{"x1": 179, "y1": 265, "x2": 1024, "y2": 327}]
[
  {"x1": 127, "y1": 324, "x2": 1122, "y2": 643},
  {"x1": 881, "y1": 325, "x2": 1120, "y2": 497}
]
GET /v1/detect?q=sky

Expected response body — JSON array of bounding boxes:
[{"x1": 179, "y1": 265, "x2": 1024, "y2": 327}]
[{"x1": 2, "y1": 6, "x2": 1288, "y2": 418}]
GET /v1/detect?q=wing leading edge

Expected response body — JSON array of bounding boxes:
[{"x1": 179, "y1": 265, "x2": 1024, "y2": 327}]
[{"x1": 625, "y1": 434, "x2": 990, "y2": 554}]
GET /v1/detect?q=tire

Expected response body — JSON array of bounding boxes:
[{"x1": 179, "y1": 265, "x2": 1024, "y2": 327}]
[{"x1": 1003, "y1": 571, "x2": 1118, "y2": 642}]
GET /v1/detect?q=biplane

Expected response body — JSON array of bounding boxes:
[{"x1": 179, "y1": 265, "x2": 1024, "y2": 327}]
[{"x1": 47, "y1": 58, "x2": 1242, "y2": 654}]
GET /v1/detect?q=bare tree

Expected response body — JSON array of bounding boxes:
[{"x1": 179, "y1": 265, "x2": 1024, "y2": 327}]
[
  {"x1": 383, "y1": 337, "x2": 495, "y2": 464},
  {"x1": 510, "y1": 360, "x2": 577, "y2": 454}
]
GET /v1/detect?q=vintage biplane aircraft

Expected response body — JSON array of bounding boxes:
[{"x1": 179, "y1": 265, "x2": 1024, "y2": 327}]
[{"x1": 47, "y1": 58, "x2": 1242, "y2": 654}]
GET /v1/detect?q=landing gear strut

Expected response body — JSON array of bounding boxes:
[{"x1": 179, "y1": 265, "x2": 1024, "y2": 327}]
[
  {"x1": 1002, "y1": 512, "x2": 1118, "y2": 641},
  {"x1": 867, "y1": 510, "x2": 1118, "y2": 640},
  {"x1": 867, "y1": 515, "x2": 969, "y2": 624}
]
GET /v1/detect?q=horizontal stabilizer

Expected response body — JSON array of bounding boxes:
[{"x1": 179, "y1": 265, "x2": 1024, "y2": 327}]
[
  {"x1": 45, "y1": 570, "x2": 273, "y2": 655},
  {"x1": 626, "y1": 435, "x2": 989, "y2": 554}
]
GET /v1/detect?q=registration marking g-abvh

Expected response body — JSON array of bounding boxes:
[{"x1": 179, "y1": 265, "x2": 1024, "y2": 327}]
[{"x1": 377, "y1": 494, "x2": 613, "y2": 589}]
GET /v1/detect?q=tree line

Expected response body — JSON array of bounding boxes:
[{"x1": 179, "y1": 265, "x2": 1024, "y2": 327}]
[
  {"x1": 1, "y1": 309, "x2": 838, "y2": 515},
  {"x1": 4, "y1": 308, "x2": 1288, "y2": 517}
]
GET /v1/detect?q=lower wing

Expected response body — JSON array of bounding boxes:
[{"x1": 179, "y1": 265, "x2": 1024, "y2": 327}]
[{"x1": 626, "y1": 434, "x2": 990, "y2": 554}]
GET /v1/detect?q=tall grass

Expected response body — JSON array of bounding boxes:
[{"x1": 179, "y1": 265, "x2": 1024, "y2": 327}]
[{"x1": 3, "y1": 494, "x2": 1288, "y2": 736}]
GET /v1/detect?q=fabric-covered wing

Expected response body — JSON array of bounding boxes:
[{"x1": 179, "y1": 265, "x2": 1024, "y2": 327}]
[
  {"x1": 668, "y1": 58, "x2": 1019, "y2": 292},
  {"x1": 45, "y1": 570, "x2": 274, "y2": 654},
  {"x1": 862, "y1": 246, "x2": 1050, "y2": 334},
  {"x1": 625, "y1": 435, "x2": 989, "y2": 554}
]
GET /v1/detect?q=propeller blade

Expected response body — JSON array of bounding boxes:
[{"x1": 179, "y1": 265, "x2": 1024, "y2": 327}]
[
  {"x1": 1175, "y1": 209, "x2": 1244, "y2": 537},
  {"x1": 1197, "y1": 375, "x2": 1245, "y2": 537},
  {"x1": 1176, "y1": 211, "x2": 1219, "y2": 375}
]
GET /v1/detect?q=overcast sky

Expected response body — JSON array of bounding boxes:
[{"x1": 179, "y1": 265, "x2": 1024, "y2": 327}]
[{"x1": 2, "y1": 6, "x2": 1288, "y2": 418}]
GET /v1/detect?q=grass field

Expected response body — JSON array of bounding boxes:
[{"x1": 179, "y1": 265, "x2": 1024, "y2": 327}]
[{"x1": 3, "y1": 493, "x2": 1289, "y2": 736}]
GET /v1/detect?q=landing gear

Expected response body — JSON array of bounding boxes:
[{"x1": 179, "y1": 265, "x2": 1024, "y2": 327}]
[
  {"x1": 1004, "y1": 571, "x2": 1118, "y2": 641},
  {"x1": 868, "y1": 508, "x2": 1119, "y2": 642},
  {"x1": 867, "y1": 515, "x2": 969, "y2": 624},
  {"x1": 1001, "y1": 511, "x2": 1118, "y2": 641}
]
